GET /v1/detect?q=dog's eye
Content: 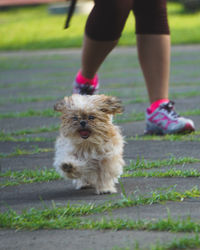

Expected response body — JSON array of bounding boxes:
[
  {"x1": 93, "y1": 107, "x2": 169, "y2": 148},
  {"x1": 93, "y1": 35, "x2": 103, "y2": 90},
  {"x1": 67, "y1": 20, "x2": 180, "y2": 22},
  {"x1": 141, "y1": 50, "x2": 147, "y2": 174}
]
[
  {"x1": 72, "y1": 116, "x2": 78, "y2": 121},
  {"x1": 88, "y1": 115, "x2": 95, "y2": 120}
]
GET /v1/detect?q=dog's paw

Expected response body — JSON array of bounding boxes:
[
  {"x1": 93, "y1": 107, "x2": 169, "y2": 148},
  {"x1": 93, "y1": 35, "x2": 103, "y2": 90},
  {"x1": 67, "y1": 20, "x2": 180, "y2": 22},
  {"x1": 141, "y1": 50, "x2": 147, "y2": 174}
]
[
  {"x1": 61, "y1": 163, "x2": 81, "y2": 179},
  {"x1": 76, "y1": 184, "x2": 91, "y2": 190},
  {"x1": 61, "y1": 163, "x2": 73, "y2": 173},
  {"x1": 96, "y1": 187, "x2": 117, "y2": 195},
  {"x1": 74, "y1": 179, "x2": 91, "y2": 190}
]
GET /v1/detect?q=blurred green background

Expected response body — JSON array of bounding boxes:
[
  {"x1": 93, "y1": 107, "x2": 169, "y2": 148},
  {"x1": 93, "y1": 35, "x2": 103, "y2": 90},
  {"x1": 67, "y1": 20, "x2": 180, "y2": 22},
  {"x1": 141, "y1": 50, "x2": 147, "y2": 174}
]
[{"x1": 0, "y1": 1, "x2": 200, "y2": 50}]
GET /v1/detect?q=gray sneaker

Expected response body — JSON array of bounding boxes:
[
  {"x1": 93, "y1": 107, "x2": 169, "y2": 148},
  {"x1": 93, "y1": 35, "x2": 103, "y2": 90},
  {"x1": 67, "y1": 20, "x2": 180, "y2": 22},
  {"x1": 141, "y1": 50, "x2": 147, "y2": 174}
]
[
  {"x1": 73, "y1": 80, "x2": 99, "y2": 95},
  {"x1": 145, "y1": 101, "x2": 195, "y2": 135}
]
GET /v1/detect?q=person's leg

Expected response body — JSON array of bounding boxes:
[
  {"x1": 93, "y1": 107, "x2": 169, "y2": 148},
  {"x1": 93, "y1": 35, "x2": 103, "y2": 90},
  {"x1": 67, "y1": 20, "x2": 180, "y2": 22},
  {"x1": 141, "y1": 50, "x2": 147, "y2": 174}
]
[
  {"x1": 133, "y1": 0, "x2": 170, "y2": 104},
  {"x1": 81, "y1": 35, "x2": 118, "y2": 79},
  {"x1": 138, "y1": 34, "x2": 195, "y2": 134},
  {"x1": 133, "y1": 0, "x2": 195, "y2": 134},
  {"x1": 73, "y1": 0, "x2": 133, "y2": 94},
  {"x1": 136, "y1": 34, "x2": 170, "y2": 104}
]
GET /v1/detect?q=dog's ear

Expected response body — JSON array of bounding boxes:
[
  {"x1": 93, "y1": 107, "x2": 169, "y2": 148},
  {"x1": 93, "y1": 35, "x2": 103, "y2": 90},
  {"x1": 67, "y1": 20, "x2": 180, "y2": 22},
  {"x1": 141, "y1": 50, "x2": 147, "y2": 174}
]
[
  {"x1": 54, "y1": 98, "x2": 67, "y2": 112},
  {"x1": 98, "y1": 95, "x2": 124, "y2": 115}
]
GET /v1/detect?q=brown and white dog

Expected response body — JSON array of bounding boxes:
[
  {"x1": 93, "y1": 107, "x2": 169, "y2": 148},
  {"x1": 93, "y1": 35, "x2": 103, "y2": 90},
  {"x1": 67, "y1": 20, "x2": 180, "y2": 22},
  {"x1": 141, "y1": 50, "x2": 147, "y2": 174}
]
[{"x1": 53, "y1": 94, "x2": 125, "y2": 194}]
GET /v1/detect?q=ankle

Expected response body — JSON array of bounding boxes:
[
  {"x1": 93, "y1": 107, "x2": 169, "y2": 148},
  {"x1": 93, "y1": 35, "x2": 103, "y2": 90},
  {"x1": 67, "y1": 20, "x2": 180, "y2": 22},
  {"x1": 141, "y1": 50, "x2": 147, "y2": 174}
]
[
  {"x1": 147, "y1": 99, "x2": 169, "y2": 114},
  {"x1": 76, "y1": 70, "x2": 98, "y2": 88}
]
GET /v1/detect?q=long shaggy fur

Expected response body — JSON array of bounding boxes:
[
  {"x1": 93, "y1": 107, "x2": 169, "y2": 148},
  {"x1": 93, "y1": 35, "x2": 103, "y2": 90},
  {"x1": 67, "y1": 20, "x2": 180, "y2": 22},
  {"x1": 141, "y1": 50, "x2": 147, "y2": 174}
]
[{"x1": 53, "y1": 94, "x2": 125, "y2": 194}]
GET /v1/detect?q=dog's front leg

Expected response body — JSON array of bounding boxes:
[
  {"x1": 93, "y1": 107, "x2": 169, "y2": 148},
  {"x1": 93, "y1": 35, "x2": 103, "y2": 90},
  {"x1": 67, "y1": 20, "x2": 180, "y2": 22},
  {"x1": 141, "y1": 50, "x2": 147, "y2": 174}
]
[
  {"x1": 94, "y1": 157, "x2": 124, "y2": 195},
  {"x1": 95, "y1": 178, "x2": 117, "y2": 195},
  {"x1": 95, "y1": 169, "x2": 117, "y2": 195},
  {"x1": 54, "y1": 157, "x2": 82, "y2": 179},
  {"x1": 60, "y1": 162, "x2": 81, "y2": 179}
]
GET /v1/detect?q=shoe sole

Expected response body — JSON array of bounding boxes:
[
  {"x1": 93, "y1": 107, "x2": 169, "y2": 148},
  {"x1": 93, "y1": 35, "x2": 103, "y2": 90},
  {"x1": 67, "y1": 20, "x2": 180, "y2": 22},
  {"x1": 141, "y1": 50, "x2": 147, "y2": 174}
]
[{"x1": 145, "y1": 123, "x2": 195, "y2": 135}]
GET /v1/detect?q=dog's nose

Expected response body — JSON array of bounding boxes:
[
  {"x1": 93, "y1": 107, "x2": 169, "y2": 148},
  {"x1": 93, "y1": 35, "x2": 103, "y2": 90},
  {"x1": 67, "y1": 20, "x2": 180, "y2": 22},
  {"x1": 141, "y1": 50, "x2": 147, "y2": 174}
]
[{"x1": 80, "y1": 120, "x2": 87, "y2": 128}]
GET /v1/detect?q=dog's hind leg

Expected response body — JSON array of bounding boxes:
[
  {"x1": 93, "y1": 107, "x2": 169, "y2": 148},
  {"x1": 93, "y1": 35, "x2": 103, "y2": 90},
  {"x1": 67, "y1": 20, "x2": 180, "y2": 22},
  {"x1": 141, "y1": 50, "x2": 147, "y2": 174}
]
[
  {"x1": 95, "y1": 176, "x2": 117, "y2": 195},
  {"x1": 73, "y1": 179, "x2": 91, "y2": 190}
]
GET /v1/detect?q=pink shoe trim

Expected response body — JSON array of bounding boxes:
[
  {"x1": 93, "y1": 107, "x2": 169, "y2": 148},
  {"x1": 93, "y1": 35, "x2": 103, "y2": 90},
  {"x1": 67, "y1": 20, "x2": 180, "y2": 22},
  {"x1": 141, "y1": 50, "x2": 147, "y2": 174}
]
[
  {"x1": 183, "y1": 123, "x2": 195, "y2": 132},
  {"x1": 147, "y1": 99, "x2": 169, "y2": 114},
  {"x1": 76, "y1": 70, "x2": 98, "y2": 88}
]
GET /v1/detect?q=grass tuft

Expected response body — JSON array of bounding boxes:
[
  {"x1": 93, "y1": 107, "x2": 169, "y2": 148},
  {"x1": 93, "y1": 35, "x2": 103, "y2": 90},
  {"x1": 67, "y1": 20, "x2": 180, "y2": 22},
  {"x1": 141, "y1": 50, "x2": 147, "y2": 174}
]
[
  {"x1": 125, "y1": 157, "x2": 200, "y2": 171},
  {"x1": 0, "y1": 147, "x2": 53, "y2": 159},
  {"x1": 0, "y1": 186, "x2": 200, "y2": 230}
]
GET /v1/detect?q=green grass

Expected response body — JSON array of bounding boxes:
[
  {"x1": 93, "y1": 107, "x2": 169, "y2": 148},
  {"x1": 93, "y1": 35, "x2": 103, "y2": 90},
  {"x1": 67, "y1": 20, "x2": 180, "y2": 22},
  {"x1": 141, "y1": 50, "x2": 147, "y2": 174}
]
[
  {"x1": 0, "y1": 147, "x2": 53, "y2": 159},
  {"x1": 0, "y1": 109, "x2": 58, "y2": 119},
  {"x1": 2, "y1": 168, "x2": 199, "y2": 187},
  {"x1": 0, "y1": 125, "x2": 58, "y2": 141},
  {"x1": 0, "y1": 134, "x2": 54, "y2": 142},
  {"x1": 125, "y1": 157, "x2": 200, "y2": 171},
  {"x1": 0, "y1": 3, "x2": 200, "y2": 50},
  {"x1": 116, "y1": 109, "x2": 200, "y2": 124},
  {"x1": 0, "y1": 125, "x2": 58, "y2": 142},
  {"x1": 170, "y1": 91, "x2": 200, "y2": 99},
  {"x1": 0, "y1": 125, "x2": 59, "y2": 136},
  {"x1": 1, "y1": 156, "x2": 199, "y2": 186},
  {"x1": 0, "y1": 125, "x2": 199, "y2": 144},
  {"x1": 1, "y1": 108, "x2": 197, "y2": 121},
  {"x1": 123, "y1": 169, "x2": 200, "y2": 178},
  {"x1": 0, "y1": 96, "x2": 58, "y2": 105},
  {"x1": 1, "y1": 187, "x2": 200, "y2": 230},
  {"x1": 128, "y1": 131, "x2": 200, "y2": 142},
  {"x1": 115, "y1": 234, "x2": 200, "y2": 250},
  {"x1": 0, "y1": 168, "x2": 60, "y2": 187},
  {"x1": 1, "y1": 212, "x2": 200, "y2": 232},
  {"x1": 151, "y1": 234, "x2": 200, "y2": 250}
]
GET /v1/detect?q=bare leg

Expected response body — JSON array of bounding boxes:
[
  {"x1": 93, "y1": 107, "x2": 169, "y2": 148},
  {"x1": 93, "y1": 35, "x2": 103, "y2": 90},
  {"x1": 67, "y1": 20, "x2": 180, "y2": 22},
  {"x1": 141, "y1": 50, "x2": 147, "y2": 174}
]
[
  {"x1": 136, "y1": 34, "x2": 171, "y2": 103},
  {"x1": 81, "y1": 34, "x2": 118, "y2": 79}
]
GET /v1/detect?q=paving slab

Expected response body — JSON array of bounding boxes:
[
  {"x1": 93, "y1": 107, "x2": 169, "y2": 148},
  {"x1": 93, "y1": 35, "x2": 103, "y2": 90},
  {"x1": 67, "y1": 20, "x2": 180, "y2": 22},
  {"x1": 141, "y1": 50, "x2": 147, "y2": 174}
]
[
  {"x1": 1, "y1": 138, "x2": 200, "y2": 173},
  {"x1": 0, "y1": 117, "x2": 59, "y2": 133},
  {"x1": 124, "y1": 96, "x2": 200, "y2": 115},
  {"x1": 88, "y1": 198, "x2": 200, "y2": 221},
  {"x1": 0, "y1": 86, "x2": 71, "y2": 100},
  {"x1": 1, "y1": 106, "x2": 199, "y2": 137},
  {"x1": 13, "y1": 131, "x2": 58, "y2": 140},
  {"x1": 0, "y1": 100, "x2": 58, "y2": 114},
  {"x1": 142, "y1": 162, "x2": 200, "y2": 173},
  {"x1": 0, "y1": 93, "x2": 148, "y2": 114},
  {"x1": 124, "y1": 140, "x2": 200, "y2": 160},
  {"x1": 0, "y1": 229, "x2": 194, "y2": 250},
  {"x1": 0, "y1": 154, "x2": 131, "y2": 173},
  {"x1": 0, "y1": 152, "x2": 53, "y2": 173},
  {"x1": 1, "y1": 95, "x2": 199, "y2": 120},
  {"x1": 2, "y1": 83, "x2": 200, "y2": 102},
  {"x1": 1, "y1": 177, "x2": 200, "y2": 213},
  {"x1": 0, "y1": 141, "x2": 53, "y2": 154},
  {"x1": 0, "y1": 114, "x2": 199, "y2": 138},
  {"x1": 0, "y1": 117, "x2": 199, "y2": 147}
]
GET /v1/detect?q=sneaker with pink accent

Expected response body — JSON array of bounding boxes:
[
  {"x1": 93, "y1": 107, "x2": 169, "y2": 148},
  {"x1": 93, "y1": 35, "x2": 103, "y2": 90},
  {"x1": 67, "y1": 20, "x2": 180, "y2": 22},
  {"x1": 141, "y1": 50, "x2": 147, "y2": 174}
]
[
  {"x1": 145, "y1": 101, "x2": 195, "y2": 135},
  {"x1": 73, "y1": 71, "x2": 99, "y2": 95},
  {"x1": 73, "y1": 80, "x2": 99, "y2": 95}
]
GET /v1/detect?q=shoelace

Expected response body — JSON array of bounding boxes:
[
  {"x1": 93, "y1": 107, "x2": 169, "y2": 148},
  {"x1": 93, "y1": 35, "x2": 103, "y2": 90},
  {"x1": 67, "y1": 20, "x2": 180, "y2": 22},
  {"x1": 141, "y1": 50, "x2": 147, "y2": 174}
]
[
  {"x1": 79, "y1": 83, "x2": 95, "y2": 95},
  {"x1": 160, "y1": 101, "x2": 179, "y2": 118}
]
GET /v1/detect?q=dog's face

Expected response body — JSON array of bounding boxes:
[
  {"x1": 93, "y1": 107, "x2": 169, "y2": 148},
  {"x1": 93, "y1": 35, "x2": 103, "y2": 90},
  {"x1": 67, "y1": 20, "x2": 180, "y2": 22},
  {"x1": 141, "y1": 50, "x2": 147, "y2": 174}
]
[{"x1": 54, "y1": 94, "x2": 123, "y2": 141}]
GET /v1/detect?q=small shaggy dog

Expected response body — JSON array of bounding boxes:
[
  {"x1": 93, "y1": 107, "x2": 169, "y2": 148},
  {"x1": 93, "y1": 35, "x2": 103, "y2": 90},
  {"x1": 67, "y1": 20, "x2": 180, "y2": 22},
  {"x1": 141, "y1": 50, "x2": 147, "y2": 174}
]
[{"x1": 53, "y1": 94, "x2": 125, "y2": 194}]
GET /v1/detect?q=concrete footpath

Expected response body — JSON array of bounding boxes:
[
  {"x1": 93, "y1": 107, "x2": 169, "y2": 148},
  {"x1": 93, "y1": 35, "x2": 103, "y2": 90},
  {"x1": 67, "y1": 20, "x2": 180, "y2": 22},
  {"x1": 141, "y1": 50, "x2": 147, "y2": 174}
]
[{"x1": 0, "y1": 46, "x2": 200, "y2": 250}]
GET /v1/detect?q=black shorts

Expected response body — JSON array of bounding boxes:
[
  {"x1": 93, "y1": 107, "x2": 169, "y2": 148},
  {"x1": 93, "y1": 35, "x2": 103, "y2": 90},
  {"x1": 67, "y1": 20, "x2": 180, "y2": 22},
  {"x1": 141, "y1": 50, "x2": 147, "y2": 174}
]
[{"x1": 86, "y1": 0, "x2": 170, "y2": 41}]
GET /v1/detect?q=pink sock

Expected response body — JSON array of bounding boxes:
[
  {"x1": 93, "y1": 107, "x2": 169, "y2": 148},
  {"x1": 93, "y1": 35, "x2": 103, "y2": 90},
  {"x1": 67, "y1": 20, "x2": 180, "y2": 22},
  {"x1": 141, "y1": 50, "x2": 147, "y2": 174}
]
[
  {"x1": 147, "y1": 99, "x2": 169, "y2": 114},
  {"x1": 76, "y1": 70, "x2": 98, "y2": 88}
]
